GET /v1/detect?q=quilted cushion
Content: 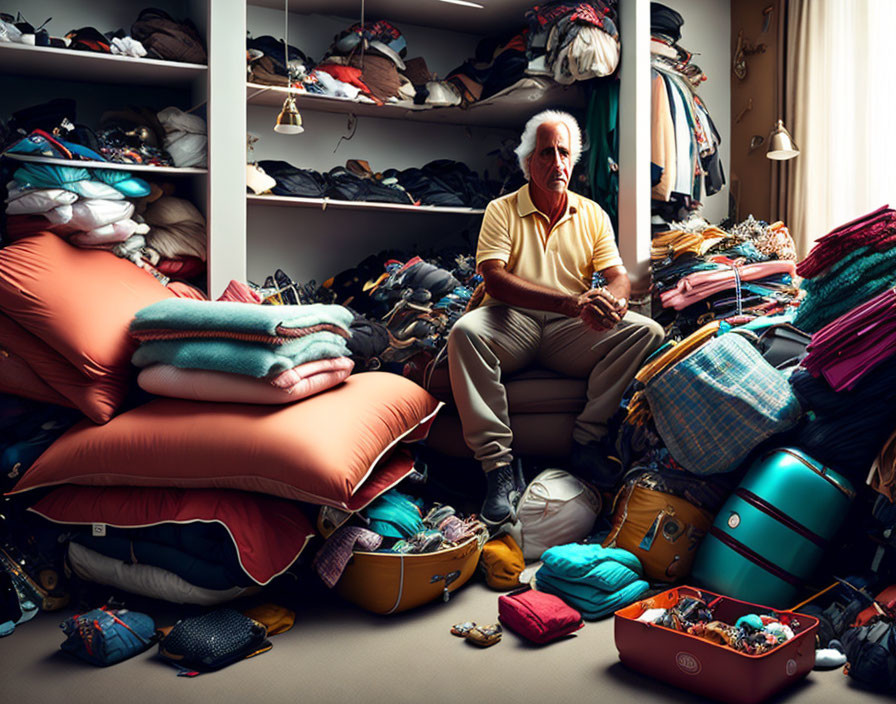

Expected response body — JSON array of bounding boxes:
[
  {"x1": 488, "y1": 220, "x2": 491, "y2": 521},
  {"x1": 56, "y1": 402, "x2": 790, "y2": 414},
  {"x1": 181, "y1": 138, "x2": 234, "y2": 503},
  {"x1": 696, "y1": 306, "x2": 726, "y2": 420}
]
[
  {"x1": 10, "y1": 372, "x2": 441, "y2": 509},
  {"x1": 0, "y1": 232, "x2": 174, "y2": 421},
  {"x1": 29, "y1": 485, "x2": 314, "y2": 585}
]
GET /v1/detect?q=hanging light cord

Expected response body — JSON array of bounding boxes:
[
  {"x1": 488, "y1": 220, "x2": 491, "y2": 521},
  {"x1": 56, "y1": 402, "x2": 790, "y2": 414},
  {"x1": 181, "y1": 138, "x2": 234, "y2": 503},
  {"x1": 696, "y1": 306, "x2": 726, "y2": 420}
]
[{"x1": 283, "y1": 0, "x2": 289, "y2": 85}]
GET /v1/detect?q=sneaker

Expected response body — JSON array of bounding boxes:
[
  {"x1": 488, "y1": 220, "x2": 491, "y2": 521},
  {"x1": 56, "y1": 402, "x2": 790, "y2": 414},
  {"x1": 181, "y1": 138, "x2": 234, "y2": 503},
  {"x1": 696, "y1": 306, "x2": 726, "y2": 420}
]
[
  {"x1": 480, "y1": 460, "x2": 524, "y2": 528},
  {"x1": 570, "y1": 438, "x2": 624, "y2": 491}
]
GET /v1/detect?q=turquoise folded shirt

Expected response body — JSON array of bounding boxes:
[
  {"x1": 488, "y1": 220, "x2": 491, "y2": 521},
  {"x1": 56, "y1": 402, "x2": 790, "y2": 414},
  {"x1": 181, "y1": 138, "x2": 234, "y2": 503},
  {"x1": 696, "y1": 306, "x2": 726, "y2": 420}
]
[
  {"x1": 131, "y1": 299, "x2": 353, "y2": 337},
  {"x1": 540, "y1": 543, "x2": 643, "y2": 580},
  {"x1": 132, "y1": 334, "x2": 349, "y2": 377}
]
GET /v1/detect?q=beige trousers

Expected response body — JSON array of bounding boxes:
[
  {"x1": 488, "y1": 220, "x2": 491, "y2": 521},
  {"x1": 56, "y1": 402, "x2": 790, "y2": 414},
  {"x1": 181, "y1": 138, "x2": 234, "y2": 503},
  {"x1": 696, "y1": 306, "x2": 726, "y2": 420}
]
[{"x1": 447, "y1": 305, "x2": 664, "y2": 472}]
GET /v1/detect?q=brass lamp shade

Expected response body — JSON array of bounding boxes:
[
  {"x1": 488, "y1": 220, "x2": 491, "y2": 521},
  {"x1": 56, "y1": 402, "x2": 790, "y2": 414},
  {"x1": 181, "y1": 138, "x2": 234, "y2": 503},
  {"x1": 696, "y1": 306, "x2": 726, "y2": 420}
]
[
  {"x1": 274, "y1": 95, "x2": 303, "y2": 135},
  {"x1": 766, "y1": 119, "x2": 799, "y2": 160}
]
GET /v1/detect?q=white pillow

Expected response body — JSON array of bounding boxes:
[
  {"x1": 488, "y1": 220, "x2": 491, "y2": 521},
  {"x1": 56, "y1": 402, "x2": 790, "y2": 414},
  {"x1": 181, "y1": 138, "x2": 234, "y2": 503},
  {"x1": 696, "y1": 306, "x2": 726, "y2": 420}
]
[
  {"x1": 68, "y1": 199, "x2": 135, "y2": 231},
  {"x1": 69, "y1": 219, "x2": 140, "y2": 246},
  {"x1": 5, "y1": 188, "x2": 79, "y2": 214}
]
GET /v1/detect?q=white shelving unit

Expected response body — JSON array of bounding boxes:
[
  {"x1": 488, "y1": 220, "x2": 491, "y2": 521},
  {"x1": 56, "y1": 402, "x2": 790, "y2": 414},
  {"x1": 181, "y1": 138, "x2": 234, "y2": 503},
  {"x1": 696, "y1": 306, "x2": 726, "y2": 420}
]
[
  {"x1": 242, "y1": 0, "x2": 654, "y2": 288},
  {"x1": 246, "y1": 81, "x2": 585, "y2": 128},
  {"x1": 2, "y1": 152, "x2": 207, "y2": 175},
  {"x1": 248, "y1": 193, "x2": 485, "y2": 214},
  {"x1": 0, "y1": 42, "x2": 206, "y2": 85}
]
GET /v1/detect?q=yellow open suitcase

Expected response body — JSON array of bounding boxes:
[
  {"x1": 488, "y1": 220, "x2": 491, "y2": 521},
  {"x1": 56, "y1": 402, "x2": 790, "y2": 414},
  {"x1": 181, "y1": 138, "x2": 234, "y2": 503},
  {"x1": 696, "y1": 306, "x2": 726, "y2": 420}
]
[{"x1": 335, "y1": 530, "x2": 488, "y2": 614}]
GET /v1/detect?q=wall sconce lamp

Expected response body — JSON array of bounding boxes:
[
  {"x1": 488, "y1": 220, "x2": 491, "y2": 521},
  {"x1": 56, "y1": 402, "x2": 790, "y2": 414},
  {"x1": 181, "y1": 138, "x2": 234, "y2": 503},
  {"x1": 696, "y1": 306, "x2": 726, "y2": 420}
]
[{"x1": 766, "y1": 119, "x2": 798, "y2": 160}]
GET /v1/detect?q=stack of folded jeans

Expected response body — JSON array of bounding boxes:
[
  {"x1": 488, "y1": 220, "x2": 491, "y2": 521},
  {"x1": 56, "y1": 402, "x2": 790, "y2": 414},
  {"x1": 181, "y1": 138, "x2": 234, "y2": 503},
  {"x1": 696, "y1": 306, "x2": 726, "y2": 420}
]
[
  {"x1": 533, "y1": 543, "x2": 649, "y2": 620},
  {"x1": 802, "y1": 287, "x2": 896, "y2": 391}
]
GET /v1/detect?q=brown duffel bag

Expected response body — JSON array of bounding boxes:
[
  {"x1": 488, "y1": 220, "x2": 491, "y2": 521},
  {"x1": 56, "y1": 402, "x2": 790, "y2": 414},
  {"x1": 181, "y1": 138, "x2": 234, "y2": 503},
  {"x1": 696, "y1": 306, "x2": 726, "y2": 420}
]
[{"x1": 602, "y1": 472, "x2": 716, "y2": 583}]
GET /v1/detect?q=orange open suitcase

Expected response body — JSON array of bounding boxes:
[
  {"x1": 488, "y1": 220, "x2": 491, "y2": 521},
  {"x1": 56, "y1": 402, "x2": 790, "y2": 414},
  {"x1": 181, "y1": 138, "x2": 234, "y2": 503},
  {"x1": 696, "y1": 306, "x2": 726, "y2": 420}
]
[{"x1": 614, "y1": 585, "x2": 818, "y2": 704}]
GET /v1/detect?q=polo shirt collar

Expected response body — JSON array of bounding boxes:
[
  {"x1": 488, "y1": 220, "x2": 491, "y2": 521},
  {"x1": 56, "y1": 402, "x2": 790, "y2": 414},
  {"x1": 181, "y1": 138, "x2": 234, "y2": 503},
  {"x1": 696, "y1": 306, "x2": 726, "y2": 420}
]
[{"x1": 516, "y1": 183, "x2": 579, "y2": 219}]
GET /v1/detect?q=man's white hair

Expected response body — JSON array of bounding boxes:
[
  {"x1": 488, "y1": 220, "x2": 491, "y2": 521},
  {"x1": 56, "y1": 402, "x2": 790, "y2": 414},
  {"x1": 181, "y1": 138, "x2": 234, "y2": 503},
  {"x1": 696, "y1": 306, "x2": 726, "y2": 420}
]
[{"x1": 514, "y1": 110, "x2": 583, "y2": 180}]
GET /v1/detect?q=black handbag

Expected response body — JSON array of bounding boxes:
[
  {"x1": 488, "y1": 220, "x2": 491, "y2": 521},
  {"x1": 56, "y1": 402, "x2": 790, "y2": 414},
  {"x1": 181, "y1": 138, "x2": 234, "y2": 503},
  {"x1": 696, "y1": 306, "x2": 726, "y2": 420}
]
[{"x1": 158, "y1": 608, "x2": 271, "y2": 674}]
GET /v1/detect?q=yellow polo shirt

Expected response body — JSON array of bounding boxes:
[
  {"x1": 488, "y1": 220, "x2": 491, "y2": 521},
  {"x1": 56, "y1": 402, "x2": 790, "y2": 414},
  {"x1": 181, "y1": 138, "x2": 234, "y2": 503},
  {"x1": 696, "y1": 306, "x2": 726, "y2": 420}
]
[{"x1": 475, "y1": 184, "x2": 623, "y2": 306}]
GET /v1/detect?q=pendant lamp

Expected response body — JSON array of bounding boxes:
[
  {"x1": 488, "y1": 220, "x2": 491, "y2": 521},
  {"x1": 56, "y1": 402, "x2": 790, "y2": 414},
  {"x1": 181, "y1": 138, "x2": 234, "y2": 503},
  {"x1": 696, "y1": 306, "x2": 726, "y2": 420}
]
[
  {"x1": 766, "y1": 119, "x2": 798, "y2": 160},
  {"x1": 273, "y1": 0, "x2": 303, "y2": 134}
]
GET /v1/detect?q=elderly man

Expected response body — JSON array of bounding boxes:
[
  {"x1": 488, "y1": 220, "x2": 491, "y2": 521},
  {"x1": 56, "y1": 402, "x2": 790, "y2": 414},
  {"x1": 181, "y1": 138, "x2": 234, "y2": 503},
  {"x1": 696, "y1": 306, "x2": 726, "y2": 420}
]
[{"x1": 447, "y1": 110, "x2": 664, "y2": 528}]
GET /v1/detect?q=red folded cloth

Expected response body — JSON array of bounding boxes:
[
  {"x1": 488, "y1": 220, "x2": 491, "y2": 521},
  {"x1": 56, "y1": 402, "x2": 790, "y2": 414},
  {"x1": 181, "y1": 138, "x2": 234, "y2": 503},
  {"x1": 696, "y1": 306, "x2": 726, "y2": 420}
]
[{"x1": 498, "y1": 587, "x2": 584, "y2": 644}]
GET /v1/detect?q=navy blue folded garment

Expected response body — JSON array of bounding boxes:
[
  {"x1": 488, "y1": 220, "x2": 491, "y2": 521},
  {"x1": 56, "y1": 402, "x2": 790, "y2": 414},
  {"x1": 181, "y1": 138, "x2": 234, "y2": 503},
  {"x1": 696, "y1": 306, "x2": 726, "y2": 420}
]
[
  {"x1": 67, "y1": 522, "x2": 253, "y2": 587},
  {"x1": 389, "y1": 167, "x2": 465, "y2": 207},
  {"x1": 247, "y1": 35, "x2": 312, "y2": 74},
  {"x1": 789, "y1": 355, "x2": 896, "y2": 480},
  {"x1": 71, "y1": 534, "x2": 253, "y2": 590},
  {"x1": 258, "y1": 160, "x2": 331, "y2": 198}
]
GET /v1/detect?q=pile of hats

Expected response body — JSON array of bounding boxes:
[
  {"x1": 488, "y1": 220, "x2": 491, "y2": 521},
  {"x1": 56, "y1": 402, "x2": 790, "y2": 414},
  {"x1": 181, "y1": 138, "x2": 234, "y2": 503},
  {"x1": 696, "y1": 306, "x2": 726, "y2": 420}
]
[{"x1": 531, "y1": 543, "x2": 649, "y2": 620}]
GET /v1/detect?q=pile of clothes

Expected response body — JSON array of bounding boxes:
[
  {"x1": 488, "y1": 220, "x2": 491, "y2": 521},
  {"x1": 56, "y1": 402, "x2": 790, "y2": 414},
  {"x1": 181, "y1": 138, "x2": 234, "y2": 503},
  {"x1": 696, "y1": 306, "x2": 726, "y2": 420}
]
[
  {"x1": 531, "y1": 543, "x2": 649, "y2": 620},
  {"x1": 638, "y1": 592, "x2": 800, "y2": 656},
  {"x1": 793, "y1": 205, "x2": 896, "y2": 333},
  {"x1": 248, "y1": 2, "x2": 619, "y2": 111},
  {"x1": 254, "y1": 157, "x2": 498, "y2": 209},
  {"x1": 0, "y1": 8, "x2": 205, "y2": 64},
  {"x1": 257, "y1": 249, "x2": 479, "y2": 386},
  {"x1": 650, "y1": 2, "x2": 725, "y2": 221},
  {"x1": 313, "y1": 490, "x2": 486, "y2": 588},
  {"x1": 2, "y1": 99, "x2": 206, "y2": 168},
  {"x1": 128, "y1": 298, "x2": 355, "y2": 405},
  {"x1": 651, "y1": 215, "x2": 801, "y2": 338},
  {"x1": 2, "y1": 156, "x2": 207, "y2": 281}
]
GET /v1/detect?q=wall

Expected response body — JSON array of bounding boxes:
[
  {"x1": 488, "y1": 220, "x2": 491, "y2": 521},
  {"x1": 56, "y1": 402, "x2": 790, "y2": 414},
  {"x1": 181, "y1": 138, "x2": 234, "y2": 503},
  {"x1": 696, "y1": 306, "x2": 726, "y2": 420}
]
[
  {"x1": 728, "y1": 0, "x2": 780, "y2": 223},
  {"x1": 661, "y1": 0, "x2": 731, "y2": 224}
]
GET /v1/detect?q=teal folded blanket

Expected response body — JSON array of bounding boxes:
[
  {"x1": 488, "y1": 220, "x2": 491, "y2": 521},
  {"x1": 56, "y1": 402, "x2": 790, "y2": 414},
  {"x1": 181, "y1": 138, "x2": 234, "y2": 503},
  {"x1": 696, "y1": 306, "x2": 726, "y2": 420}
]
[
  {"x1": 132, "y1": 334, "x2": 349, "y2": 377},
  {"x1": 535, "y1": 573, "x2": 649, "y2": 620},
  {"x1": 538, "y1": 557, "x2": 642, "y2": 593},
  {"x1": 130, "y1": 299, "x2": 353, "y2": 339},
  {"x1": 540, "y1": 544, "x2": 644, "y2": 581}
]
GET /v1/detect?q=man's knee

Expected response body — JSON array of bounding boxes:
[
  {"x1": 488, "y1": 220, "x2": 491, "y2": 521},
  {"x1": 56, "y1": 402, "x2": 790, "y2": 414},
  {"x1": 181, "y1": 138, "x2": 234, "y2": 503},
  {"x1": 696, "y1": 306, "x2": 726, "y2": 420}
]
[{"x1": 625, "y1": 312, "x2": 665, "y2": 349}]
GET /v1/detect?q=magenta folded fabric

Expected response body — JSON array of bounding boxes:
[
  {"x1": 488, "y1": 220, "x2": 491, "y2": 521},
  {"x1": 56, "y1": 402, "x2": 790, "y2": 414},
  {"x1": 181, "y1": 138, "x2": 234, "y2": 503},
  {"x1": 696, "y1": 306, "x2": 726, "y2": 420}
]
[
  {"x1": 802, "y1": 287, "x2": 896, "y2": 391},
  {"x1": 797, "y1": 205, "x2": 896, "y2": 279}
]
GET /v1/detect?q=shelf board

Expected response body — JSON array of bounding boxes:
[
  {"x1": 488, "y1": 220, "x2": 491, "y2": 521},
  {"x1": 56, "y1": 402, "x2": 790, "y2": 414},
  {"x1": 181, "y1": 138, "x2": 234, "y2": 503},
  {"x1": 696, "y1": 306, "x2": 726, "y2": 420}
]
[
  {"x1": 1, "y1": 152, "x2": 207, "y2": 175},
  {"x1": 248, "y1": 194, "x2": 485, "y2": 215},
  {"x1": 247, "y1": 81, "x2": 584, "y2": 128},
  {"x1": 247, "y1": 0, "x2": 534, "y2": 36},
  {"x1": 0, "y1": 42, "x2": 207, "y2": 86}
]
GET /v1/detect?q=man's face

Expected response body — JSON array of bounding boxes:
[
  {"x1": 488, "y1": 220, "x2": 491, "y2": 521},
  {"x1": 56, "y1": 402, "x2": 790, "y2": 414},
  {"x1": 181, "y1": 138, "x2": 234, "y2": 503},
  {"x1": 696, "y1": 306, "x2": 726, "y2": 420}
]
[{"x1": 527, "y1": 121, "x2": 572, "y2": 194}]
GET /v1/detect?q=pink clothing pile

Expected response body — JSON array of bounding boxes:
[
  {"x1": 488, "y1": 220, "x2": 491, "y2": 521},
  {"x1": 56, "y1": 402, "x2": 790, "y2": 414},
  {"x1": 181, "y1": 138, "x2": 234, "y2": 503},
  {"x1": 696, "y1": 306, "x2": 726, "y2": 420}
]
[{"x1": 659, "y1": 259, "x2": 797, "y2": 311}]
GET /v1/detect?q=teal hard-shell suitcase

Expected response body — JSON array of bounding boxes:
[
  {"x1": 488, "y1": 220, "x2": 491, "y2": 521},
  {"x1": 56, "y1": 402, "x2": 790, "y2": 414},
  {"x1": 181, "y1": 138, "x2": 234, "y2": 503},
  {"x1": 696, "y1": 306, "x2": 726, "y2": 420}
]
[{"x1": 691, "y1": 447, "x2": 854, "y2": 608}]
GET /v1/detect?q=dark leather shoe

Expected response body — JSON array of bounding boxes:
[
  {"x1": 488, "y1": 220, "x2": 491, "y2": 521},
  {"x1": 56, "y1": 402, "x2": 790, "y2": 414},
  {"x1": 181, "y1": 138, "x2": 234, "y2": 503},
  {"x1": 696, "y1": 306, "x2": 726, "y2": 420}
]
[{"x1": 480, "y1": 460, "x2": 524, "y2": 527}]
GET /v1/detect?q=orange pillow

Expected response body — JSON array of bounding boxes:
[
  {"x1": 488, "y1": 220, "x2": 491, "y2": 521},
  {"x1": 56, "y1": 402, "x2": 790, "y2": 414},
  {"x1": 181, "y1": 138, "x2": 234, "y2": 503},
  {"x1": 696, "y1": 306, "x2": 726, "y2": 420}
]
[
  {"x1": 9, "y1": 372, "x2": 442, "y2": 509},
  {"x1": 0, "y1": 343, "x2": 72, "y2": 408},
  {"x1": 0, "y1": 231, "x2": 173, "y2": 384},
  {"x1": 0, "y1": 311, "x2": 125, "y2": 422}
]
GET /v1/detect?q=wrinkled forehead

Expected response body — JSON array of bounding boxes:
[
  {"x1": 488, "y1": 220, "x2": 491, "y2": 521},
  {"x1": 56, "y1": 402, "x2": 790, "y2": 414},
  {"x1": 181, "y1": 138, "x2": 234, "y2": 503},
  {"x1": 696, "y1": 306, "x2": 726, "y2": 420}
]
[{"x1": 534, "y1": 121, "x2": 571, "y2": 150}]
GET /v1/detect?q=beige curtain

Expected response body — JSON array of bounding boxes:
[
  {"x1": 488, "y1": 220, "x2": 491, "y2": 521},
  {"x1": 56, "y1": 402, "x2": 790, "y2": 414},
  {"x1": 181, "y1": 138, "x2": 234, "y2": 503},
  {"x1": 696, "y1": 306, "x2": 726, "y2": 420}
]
[{"x1": 784, "y1": 0, "x2": 896, "y2": 258}]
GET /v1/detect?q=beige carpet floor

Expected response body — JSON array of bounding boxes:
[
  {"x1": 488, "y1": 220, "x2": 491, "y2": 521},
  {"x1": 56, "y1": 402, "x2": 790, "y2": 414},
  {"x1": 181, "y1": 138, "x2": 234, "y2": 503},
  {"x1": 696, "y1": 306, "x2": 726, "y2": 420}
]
[{"x1": 0, "y1": 577, "x2": 890, "y2": 704}]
